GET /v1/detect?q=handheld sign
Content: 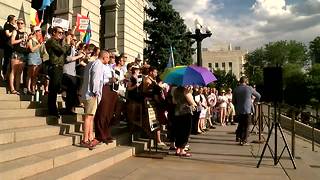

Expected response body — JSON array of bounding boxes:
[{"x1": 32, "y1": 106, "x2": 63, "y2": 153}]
[
  {"x1": 52, "y1": 17, "x2": 69, "y2": 31},
  {"x1": 76, "y1": 14, "x2": 89, "y2": 32}
]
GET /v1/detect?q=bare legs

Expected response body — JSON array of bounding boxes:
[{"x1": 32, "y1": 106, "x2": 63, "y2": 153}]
[
  {"x1": 83, "y1": 114, "x2": 94, "y2": 142},
  {"x1": 27, "y1": 65, "x2": 39, "y2": 93},
  {"x1": 219, "y1": 107, "x2": 227, "y2": 126},
  {"x1": 9, "y1": 58, "x2": 24, "y2": 94}
]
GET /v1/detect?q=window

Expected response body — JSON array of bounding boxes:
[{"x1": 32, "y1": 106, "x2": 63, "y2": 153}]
[
  {"x1": 208, "y1": 63, "x2": 212, "y2": 68},
  {"x1": 222, "y1": 62, "x2": 225, "y2": 67},
  {"x1": 215, "y1": 63, "x2": 219, "y2": 68},
  {"x1": 229, "y1": 62, "x2": 232, "y2": 68}
]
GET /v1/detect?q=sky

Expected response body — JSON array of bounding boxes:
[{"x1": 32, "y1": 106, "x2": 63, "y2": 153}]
[{"x1": 170, "y1": 0, "x2": 320, "y2": 51}]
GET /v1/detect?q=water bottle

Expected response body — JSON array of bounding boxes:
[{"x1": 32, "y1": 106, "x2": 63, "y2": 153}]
[
  {"x1": 23, "y1": 88, "x2": 27, "y2": 95},
  {"x1": 35, "y1": 89, "x2": 40, "y2": 102}
]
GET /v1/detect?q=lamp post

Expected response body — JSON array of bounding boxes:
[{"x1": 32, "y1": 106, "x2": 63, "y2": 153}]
[{"x1": 187, "y1": 19, "x2": 212, "y2": 66}]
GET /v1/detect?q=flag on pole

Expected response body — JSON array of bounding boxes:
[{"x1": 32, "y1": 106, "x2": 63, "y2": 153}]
[
  {"x1": 83, "y1": 13, "x2": 92, "y2": 44},
  {"x1": 30, "y1": 8, "x2": 40, "y2": 26},
  {"x1": 166, "y1": 46, "x2": 175, "y2": 68},
  {"x1": 39, "y1": 0, "x2": 54, "y2": 11}
]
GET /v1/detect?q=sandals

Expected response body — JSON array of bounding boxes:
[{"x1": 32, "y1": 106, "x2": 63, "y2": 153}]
[
  {"x1": 10, "y1": 90, "x2": 20, "y2": 95},
  {"x1": 80, "y1": 140, "x2": 94, "y2": 150},
  {"x1": 90, "y1": 139, "x2": 101, "y2": 147}
]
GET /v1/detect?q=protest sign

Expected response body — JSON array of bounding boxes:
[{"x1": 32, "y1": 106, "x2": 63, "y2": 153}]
[
  {"x1": 52, "y1": 17, "x2": 69, "y2": 31},
  {"x1": 76, "y1": 14, "x2": 89, "y2": 32}
]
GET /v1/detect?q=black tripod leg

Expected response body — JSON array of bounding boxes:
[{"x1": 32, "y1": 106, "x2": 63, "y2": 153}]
[
  {"x1": 277, "y1": 146, "x2": 286, "y2": 165},
  {"x1": 267, "y1": 143, "x2": 276, "y2": 160},
  {"x1": 257, "y1": 123, "x2": 274, "y2": 168},
  {"x1": 250, "y1": 121, "x2": 257, "y2": 133},
  {"x1": 278, "y1": 124, "x2": 297, "y2": 169}
]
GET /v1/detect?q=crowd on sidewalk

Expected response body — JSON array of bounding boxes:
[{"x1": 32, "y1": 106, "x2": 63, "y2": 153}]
[{"x1": 0, "y1": 15, "x2": 261, "y2": 156}]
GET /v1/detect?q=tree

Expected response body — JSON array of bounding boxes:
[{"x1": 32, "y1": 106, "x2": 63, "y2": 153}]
[
  {"x1": 308, "y1": 64, "x2": 320, "y2": 102},
  {"x1": 244, "y1": 40, "x2": 307, "y2": 86},
  {"x1": 283, "y1": 63, "x2": 309, "y2": 108},
  {"x1": 264, "y1": 40, "x2": 307, "y2": 67},
  {"x1": 212, "y1": 69, "x2": 238, "y2": 91},
  {"x1": 244, "y1": 48, "x2": 265, "y2": 85},
  {"x1": 144, "y1": 0, "x2": 195, "y2": 71},
  {"x1": 309, "y1": 37, "x2": 320, "y2": 64}
]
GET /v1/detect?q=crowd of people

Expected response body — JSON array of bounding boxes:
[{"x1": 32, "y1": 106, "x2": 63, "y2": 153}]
[{"x1": 0, "y1": 15, "x2": 261, "y2": 156}]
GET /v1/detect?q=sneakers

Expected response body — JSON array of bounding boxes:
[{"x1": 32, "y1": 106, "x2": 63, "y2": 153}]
[{"x1": 239, "y1": 141, "x2": 251, "y2": 146}]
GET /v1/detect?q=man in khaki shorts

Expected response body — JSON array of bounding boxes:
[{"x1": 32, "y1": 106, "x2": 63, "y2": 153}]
[{"x1": 80, "y1": 50, "x2": 110, "y2": 149}]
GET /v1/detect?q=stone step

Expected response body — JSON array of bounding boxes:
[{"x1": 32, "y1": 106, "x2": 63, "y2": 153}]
[
  {"x1": 0, "y1": 94, "x2": 33, "y2": 101},
  {"x1": 0, "y1": 116, "x2": 58, "y2": 131},
  {"x1": 0, "y1": 108, "x2": 47, "y2": 119},
  {"x1": 0, "y1": 87, "x2": 7, "y2": 94},
  {"x1": 85, "y1": 157, "x2": 151, "y2": 180},
  {"x1": 0, "y1": 142, "x2": 117, "y2": 180},
  {"x1": 25, "y1": 146, "x2": 134, "y2": 180},
  {"x1": 0, "y1": 101, "x2": 44, "y2": 110},
  {"x1": 0, "y1": 125, "x2": 61, "y2": 145},
  {"x1": 61, "y1": 114, "x2": 83, "y2": 123},
  {"x1": 0, "y1": 135, "x2": 73, "y2": 163}
]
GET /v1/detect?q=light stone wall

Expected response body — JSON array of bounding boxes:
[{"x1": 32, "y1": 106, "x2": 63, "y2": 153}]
[
  {"x1": 1, "y1": 0, "x2": 146, "y2": 63},
  {"x1": 0, "y1": 0, "x2": 100, "y2": 46},
  {"x1": 119, "y1": 0, "x2": 145, "y2": 63},
  {"x1": 73, "y1": 0, "x2": 100, "y2": 46},
  {"x1": 0, "y1": 0, "x2": 32, "y2": 33},
  {"x1": 55, "y1": 0, "x2": 100, "y2": 46},
  {"x1": 202, "y1": 49, "x2": 248, "y2": 79}
]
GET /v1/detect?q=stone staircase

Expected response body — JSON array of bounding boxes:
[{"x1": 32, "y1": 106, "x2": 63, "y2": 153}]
[{"x1": 0, "y1": 86, "x2": 136, "y2": 180}]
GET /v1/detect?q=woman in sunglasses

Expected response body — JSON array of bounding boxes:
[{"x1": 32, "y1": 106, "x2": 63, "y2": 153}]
[
  {"x1": 26, "y1": 26, "x2": 43, "y2": 95},
  {"x1": 9, "y1": 18, "x2": 28, "y2": 94}
]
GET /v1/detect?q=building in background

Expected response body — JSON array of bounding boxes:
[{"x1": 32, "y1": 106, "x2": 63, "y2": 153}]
[
  {"x1": 0, "y1": 0, "x2": 147, "y2": 63},
  {"x1": 202, "y1": 44, "x2": 248, "y2": 79},
  {"x1": 102, "y1": 0, "x2": 146, "y2": 62}
]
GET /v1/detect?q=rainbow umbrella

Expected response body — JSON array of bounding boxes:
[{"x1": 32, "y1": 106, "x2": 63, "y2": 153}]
[{"x1": 161, "y1": 65, "x2": 217, "y2": 86}]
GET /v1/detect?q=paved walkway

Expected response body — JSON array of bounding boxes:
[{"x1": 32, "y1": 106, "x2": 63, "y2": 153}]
[{"x1": 86, "y1": 125, "x2": 320, "y2": 180}]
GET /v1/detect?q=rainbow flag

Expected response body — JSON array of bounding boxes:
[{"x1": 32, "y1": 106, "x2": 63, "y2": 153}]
[
  {"x1": 82, "y1": 16, "x2": 91, "y2": 44},
  {"x1": 30, "y1": 8, "x2": 40, "y2": 26}
]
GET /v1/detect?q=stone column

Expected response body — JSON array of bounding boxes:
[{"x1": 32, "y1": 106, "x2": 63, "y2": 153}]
[
  {"x1": 54, "y1": 0, "x2": 73, "y2": 25},
  {"x1": 103, "y1": 0, "x2": 120, "y2": 52}
]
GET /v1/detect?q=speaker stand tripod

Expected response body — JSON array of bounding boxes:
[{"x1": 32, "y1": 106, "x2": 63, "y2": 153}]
[{"x1": 257, "y1": 102, "x2": 296, "y2": 169}]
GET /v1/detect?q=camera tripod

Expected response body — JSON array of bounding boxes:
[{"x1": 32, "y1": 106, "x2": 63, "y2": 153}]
[{"x1": 257, "y1": 102, "x2": 296, "y2": 169}]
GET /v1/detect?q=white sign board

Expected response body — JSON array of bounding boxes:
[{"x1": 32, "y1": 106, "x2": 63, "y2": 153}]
[
  {"x1": 52, "y1": 17, "x2": 70, "y2": 31},
  {"x1": 78, "y1": 19, "x2": 89, "y2": 31}
]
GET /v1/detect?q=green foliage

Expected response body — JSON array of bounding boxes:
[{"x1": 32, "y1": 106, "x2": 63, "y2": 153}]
[
  {"x1": 212, "y1": 69, "x2": 238, "y2": 91},
  {"x1": 283, "y1": 64, "x2": 309, "y2": 107},
  {"x1": 309, "y1": 37, "x2": 320, "y2": 64},
  {"x1": 264, "y1": 40, "x2": 307, "y2": 67},
  {"x1": 244, "y1": 40, "x2": 307, "y2": 86},
  {"x1": 245, "y1": 40, "x2": 309, "y2": 106},
  {"x1": 307, "y1": 64, "x2": 320, "y2": 102},
  {"x1": 244, "y1": 48, "x2": 265, "y2": 85},
  {"x1": 144, "y1": 0, "x2": 195, "y2": 71}
]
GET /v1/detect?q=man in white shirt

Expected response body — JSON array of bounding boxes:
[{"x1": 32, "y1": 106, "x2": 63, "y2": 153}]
[{"x1": 80, "y1": 50, "x2": 109, "y2": 149}]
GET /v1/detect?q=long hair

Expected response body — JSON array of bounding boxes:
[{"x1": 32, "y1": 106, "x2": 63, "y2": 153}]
[{"x1": 6, "y1": 15, "x2": 15, "y2": 23}]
